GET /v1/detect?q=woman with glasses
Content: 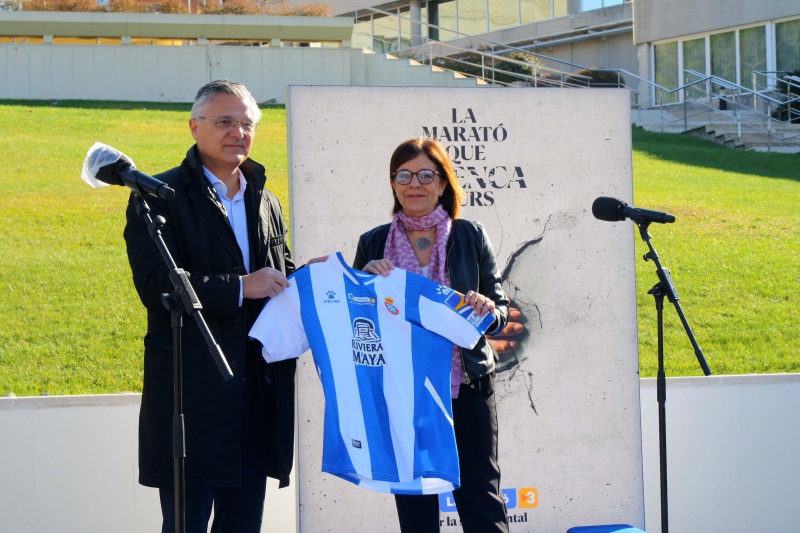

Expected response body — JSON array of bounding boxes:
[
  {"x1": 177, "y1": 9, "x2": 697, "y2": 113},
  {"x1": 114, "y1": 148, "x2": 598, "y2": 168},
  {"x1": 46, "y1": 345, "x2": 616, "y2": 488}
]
[{"x1": 353, "y1": 137, "x2": 511, "y2": 533}]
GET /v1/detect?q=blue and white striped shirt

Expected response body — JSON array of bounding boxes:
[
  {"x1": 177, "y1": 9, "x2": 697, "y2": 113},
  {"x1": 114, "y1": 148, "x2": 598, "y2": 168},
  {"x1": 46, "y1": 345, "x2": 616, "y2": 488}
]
[{"x1": 249, "y1": 252, "x2": 495, "y2": 495}]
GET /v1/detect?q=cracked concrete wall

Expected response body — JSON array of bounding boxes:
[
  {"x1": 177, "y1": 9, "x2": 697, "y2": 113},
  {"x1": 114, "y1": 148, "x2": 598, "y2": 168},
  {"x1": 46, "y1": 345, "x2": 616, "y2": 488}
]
[{"x1": 286, "y1": 85, "x2": 641, "y2": 532}]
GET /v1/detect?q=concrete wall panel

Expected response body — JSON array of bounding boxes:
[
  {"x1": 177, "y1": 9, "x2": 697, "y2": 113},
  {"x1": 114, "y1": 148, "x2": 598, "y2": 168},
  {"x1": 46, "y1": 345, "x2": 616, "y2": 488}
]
[
  {"x1": 639, "y1": 375, "x2": 800, "y2": 532},
  {"x1": 0, "y1": 376, "x2": 800, "y2": 533},
  {"x1": 2, "y1": 376, "x2": 798, "y2": 532},
  {"x1": 634, "y1": 0, "x2": 799, "y2": 43},
  {"x1": 0, "y1": 409, "x2": 38, "y2": 532},
  {"x1": 5, "y1": 46, "x2": 32, "y2": 99},
  {"x1": 0, "y1": 45, "x2": 479, "y2": 103},
  {"x1": 286, "y1": 85, "x2": 642, "y2": 532}
]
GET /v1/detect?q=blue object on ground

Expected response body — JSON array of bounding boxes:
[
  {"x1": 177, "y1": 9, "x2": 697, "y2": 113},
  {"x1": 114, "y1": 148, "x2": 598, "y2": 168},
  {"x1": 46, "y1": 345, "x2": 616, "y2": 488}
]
[{"x1": 567, "y1": 525, "x2": 646, "y2": 533}]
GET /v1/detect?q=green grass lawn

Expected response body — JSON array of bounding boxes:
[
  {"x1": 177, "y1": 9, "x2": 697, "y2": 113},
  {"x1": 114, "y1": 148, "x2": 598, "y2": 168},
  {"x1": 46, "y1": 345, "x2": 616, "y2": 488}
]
[
  {"x1": 0, "y1": 101, "x2": 797, "y2": 396},
  {"x1": 631, "y1": 129, "x2": 799, "y2": 376}
]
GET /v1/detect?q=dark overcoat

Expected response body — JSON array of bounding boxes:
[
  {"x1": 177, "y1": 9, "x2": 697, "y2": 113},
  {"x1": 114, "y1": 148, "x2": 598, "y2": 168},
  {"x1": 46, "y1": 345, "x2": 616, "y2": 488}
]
[{"x1": 124, "y1": 145, "x2": 296, "y2": 489}]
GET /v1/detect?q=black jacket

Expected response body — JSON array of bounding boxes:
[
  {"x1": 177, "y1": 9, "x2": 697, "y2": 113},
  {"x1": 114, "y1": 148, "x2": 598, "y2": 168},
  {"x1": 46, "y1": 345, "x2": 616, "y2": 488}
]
[
  {"x1": 124, "y1": 146, "x2": 296, "y2": 489},
  {"x1": 353, "y1": 218, "x2": 509, "y2": 382}
]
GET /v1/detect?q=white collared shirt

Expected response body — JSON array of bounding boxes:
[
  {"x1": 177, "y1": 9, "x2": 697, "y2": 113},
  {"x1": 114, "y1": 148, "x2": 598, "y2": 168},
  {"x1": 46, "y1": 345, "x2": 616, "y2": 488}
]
[{"x1": 204, "y1": 167, "x2": 249, "y2": 305}]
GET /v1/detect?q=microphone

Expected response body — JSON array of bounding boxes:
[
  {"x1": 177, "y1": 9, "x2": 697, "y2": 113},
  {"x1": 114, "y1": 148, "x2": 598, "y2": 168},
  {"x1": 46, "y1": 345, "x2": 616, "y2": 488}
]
[
  {"x1": 592, "y1": 196, "x2": 675, "y2": 224},
  {"x1": 81, "y1": 142, "x2": 174, "y2": 200}
]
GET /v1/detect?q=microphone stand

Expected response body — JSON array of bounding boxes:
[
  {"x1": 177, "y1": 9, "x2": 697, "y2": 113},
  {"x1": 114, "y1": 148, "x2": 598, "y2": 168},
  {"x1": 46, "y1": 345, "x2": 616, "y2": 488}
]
[
  {"x1": 132, "y1": 193, "x2": 233, "y2": 533},
  {"x1": 636, "y1": 219, "x2": 711, "y2": 533}
]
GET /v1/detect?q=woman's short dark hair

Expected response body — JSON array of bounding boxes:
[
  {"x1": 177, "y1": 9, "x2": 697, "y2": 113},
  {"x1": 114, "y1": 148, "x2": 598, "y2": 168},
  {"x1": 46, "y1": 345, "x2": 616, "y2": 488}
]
[{"x1": 389, "y1": 137, "x2": 465, "y2": 219}]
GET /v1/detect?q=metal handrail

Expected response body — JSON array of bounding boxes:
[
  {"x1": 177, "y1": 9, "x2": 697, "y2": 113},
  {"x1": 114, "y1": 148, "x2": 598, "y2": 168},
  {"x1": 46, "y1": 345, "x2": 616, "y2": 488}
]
[
  {"x1": 751, "y1": 70, "x2": 800, "y2": 128},
  {"x1": 354, "y1": 7, "x2": 800, "y2": 148},
  {"x1": 418, "y1": 39, "x2": 592, "y2": 88},
  {"x1": 684, "y1": 70, "x2": 800, "y2": 106},
  {"x1": 752, "y1": 70, "x2": 800, "y2": 92},
  {"x1": 356, "y1": 6, "x2": 592, "y2": 84},
  {"x1": 682, "y1": 70, "x2": 800, "y2": 143},
  {"x1": 356, "y1": 5, "x2": 687, "y2": 101}
]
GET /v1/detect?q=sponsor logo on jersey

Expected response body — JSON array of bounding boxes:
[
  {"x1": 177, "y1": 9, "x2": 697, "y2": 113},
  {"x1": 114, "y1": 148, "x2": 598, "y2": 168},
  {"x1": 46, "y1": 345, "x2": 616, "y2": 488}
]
[
  {"x1": 467, "y1": 312, "x2": 485, "y2": 327},
  {"x1": 351, "y1": 318, "x2": 386, "y2": 366},
  {"x1": 445, "y1": 291, "x2": 471, "y2": 313},
  {"x1": 347, "y1": 292, "x2": 376, "y2": 305}
]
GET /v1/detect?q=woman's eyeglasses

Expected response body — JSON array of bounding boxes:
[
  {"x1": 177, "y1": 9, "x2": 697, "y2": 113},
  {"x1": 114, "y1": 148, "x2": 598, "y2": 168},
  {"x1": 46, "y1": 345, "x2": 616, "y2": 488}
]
[{"x1": 392, "y1": 169, "x2": 441, "y2": 185}]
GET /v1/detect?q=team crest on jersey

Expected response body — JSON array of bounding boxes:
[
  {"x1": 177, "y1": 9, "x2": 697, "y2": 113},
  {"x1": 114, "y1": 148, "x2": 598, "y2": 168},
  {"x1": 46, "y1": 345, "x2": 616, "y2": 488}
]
[
  {"x1": 384, "y1": 297, "x2": 399, "y2": 315},
  {"x1": 351, "y1": 318, "x2": 386, "y2": 366}
]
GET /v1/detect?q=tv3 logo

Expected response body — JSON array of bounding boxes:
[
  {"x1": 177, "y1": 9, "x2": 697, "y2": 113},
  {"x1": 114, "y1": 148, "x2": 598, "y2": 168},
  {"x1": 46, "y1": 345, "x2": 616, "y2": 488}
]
[{"x1": 439, "y1": 487, "x2": 538, "y2": 511}]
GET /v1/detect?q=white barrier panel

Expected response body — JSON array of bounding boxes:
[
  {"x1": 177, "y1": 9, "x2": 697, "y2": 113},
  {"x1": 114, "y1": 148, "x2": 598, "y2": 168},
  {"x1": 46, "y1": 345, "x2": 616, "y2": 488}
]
[
  {"x1": 3, "y1": 376, "x2": 800, "y2": 532},
  {"x1": 639, "y1": 374, "x2": 800, "y2": 533},
  {"x1": 0, "y1": 394, "x2": 296, "y2": 533},
  {"x1": 286, "y1": 85, "x2": 643, "y2": 532}
]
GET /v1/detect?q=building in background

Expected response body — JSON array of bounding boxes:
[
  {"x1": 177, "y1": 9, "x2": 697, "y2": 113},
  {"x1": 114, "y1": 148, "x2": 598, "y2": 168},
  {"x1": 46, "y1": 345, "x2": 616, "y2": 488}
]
[
  {"x1": 343, "y1": 0, "x2": 638, "y2": 76},
  {"x1": 318, "y1": 0, "x2": 799, "y2": 101},
  {"x1": 634, "y1": 0, "x2": 799, "y2": 102},
  {"x1": 1, "y1": 0, "x2": 798, "y2": 105}
]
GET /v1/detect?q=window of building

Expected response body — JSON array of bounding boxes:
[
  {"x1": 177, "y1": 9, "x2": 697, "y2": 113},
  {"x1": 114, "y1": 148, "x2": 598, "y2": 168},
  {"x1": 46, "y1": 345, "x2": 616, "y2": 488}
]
[
  {"x1": 521, "y1": 0, "x2": 551, "y2": 25},
  {"x1": 580, "y1": 0, "x2": 624, "y2": 11},
  {"x1": 489, "y1": 0, "x2": 519, "y2": 31},
  {"x1": 0, "y1": 37, "x2": 43, "y2": 44},
  {"x1": 353, "y1": 19, "x2": 373, "y2": 50},
  {"x1": 776, "y1": 18, "x2": 800, "y2": 72},
  {"x1": 710, "y1": 31, "x2": 736, "y2": 88},
  {"x1": 738, "y1": 26, "x2": 766, "y2": 89},
  {"x1": 458, "y1": 0, "x2": 489, "y2": 36},
  {"x1": 351, "y1": 0, "x2": 597, "y2": 47},
  {"x1": 434, "y1": 0, "x2": 458, "y2": 41},
  {"x1": 372, "y1": 12, "x2": 400, "y2": 52},
  {"x1": 654, "y1": 19, "x2": 796, "y2": 103},
  {"x1": 654, "y1": 41, "x2": 678, "y2": 103},
  {"x1": 399, "y1": 6, "x2": 413, "y2": 47},
  {"x1": 682, "y1": 37, "x2": 706, "y2": 99}
]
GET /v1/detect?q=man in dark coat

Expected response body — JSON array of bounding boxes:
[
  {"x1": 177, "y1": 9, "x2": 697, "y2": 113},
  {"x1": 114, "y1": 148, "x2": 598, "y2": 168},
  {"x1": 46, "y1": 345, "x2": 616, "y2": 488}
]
[{"x1": 124, "y1": 80, "x2": 304, "y2": 532}]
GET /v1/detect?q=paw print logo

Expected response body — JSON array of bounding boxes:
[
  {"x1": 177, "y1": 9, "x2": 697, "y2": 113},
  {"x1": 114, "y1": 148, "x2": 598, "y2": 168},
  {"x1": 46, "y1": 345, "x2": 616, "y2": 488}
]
[
  {"x1": 435, "y1": 285, "x2": 453, "y2": 296},
  {"x1": 326, "y1": 290, "x2": 336, "y2": 299}
]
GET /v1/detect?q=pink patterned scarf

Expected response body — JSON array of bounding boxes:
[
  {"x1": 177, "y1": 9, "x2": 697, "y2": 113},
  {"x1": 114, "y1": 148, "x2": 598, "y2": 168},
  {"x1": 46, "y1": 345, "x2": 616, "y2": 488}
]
[
  {"x1": 384, "y1": 204, "x2": 464, "y2": 397},
  {"x1": 385, "y1": 204, "x2": 451, "y2": 285}
]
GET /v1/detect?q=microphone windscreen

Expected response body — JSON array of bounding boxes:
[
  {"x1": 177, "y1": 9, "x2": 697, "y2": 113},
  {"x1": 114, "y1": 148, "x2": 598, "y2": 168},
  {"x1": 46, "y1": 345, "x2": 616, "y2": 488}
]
[
  {"x1": 592, "y1": 196, "x2": 626, "y2": 222},
  {"x1": 81, "y1": 142, "x2": 131, "y2": 188}
]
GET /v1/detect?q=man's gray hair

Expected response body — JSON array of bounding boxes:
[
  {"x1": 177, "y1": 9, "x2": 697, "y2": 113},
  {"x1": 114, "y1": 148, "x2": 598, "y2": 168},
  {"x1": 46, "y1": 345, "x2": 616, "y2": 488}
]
[{"x1": 191, "y1": 80, "x2": 262, "y2": 123}]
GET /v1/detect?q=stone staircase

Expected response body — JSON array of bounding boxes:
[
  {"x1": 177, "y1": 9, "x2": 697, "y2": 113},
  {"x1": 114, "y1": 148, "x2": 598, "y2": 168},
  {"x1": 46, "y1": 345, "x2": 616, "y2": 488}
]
[
  {"x1": 633, "y1": 104, "x2": 800, "y2": 153},
  {"x1": 684, "y1": 122, "x2": 800, "y2": 152},
  {"x1": 352, "y1": 48, "x2": 489, "y2": 88}
]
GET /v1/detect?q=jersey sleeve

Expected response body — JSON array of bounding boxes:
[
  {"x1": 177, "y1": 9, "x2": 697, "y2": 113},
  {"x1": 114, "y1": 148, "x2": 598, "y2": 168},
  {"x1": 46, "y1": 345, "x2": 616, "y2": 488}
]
[
  {"x1": 415, "y1": 279, "x2": 496, "y2": 349},
  {"x1": 248, "y1": 280, "x2": 309, "y2": 362}
]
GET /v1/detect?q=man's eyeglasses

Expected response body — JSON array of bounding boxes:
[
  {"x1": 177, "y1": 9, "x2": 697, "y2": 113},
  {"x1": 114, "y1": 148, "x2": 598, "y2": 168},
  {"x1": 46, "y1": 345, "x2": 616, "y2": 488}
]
[
  {"x1": 392, "y1": 169, "x2": 441, "y2": 185},
  {"x1": 196, "y1": 116, "x2": 258, "y2": 133}
]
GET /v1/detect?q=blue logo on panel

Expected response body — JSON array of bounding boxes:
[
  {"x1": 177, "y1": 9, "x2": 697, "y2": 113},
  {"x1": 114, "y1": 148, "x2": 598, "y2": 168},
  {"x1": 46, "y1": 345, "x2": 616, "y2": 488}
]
[
  {"x1": 440, "y1": 488, "x2": 519, "y2": 512},
  {"x1": 438, "y1": 492, "x2": 457, "y2": 512},
  {"x1": 501, "y1": 488, "x2": 517, "y2": 509}
]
